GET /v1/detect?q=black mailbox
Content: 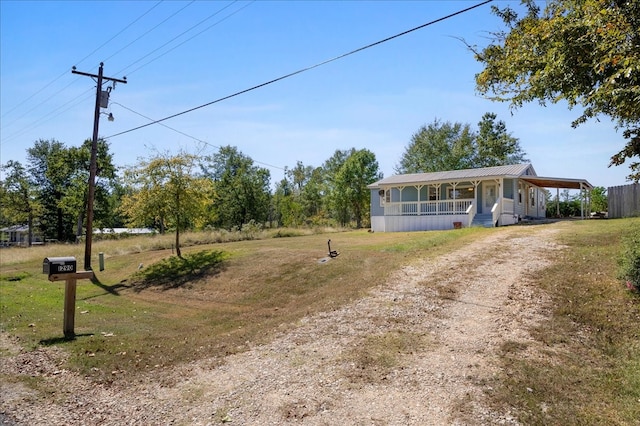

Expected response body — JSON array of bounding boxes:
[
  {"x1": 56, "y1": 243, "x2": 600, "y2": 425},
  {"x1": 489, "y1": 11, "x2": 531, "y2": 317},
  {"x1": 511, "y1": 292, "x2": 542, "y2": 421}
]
[{"x1": 43, "y1": 257, "x2": 77, "y2": 275}]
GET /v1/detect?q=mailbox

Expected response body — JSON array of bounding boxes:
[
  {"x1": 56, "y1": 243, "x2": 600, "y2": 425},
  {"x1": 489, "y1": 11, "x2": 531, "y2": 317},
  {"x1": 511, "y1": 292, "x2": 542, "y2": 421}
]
[{"x1": 43, "y1": 257, "x2": 77, "y2": 276}]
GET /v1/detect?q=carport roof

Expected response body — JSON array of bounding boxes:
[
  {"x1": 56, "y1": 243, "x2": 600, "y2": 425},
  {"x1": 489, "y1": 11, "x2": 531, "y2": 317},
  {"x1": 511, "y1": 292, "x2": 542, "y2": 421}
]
[{"x1": 520, "y1": 176, "x2": 593, "y2": 190}]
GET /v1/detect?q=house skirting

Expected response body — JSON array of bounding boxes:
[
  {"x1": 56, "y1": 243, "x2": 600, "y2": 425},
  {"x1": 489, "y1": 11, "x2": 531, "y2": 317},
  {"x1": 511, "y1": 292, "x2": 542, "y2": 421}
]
[{"x1": 371, "y1": 214, "x2": 470, "y2": 232}]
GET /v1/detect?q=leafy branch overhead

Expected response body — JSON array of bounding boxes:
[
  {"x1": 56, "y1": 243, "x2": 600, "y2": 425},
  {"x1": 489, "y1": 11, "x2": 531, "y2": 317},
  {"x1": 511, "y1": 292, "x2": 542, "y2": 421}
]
[{"x1": 472, "y1": 0, "x2": 640, "y2": 181}]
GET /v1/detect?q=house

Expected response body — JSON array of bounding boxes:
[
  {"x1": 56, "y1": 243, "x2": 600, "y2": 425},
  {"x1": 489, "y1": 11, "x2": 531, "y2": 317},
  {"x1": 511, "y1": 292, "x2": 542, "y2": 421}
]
[
  {"x1": 368, "y1": 164, "x2": 593, "y2": 232},
  {"x1": 94, "y1": 227, "x2": 155, "y2": 235},
  {"x1": 0, "y1": 224, "x2": 44, "y2": 246}
]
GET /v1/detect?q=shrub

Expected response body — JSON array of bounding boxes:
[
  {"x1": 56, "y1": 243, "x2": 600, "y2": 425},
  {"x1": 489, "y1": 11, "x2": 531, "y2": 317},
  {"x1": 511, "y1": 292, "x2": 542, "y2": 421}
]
[{"x1": 618, "y1": 226, "x2": 640, "y2": 292}]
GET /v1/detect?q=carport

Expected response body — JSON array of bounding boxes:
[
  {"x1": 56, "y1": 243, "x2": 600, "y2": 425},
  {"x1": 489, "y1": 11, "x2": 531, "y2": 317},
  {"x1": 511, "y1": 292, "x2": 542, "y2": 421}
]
[{"x1": 520, "y1": 176, "x2": 594, "y2": 219}]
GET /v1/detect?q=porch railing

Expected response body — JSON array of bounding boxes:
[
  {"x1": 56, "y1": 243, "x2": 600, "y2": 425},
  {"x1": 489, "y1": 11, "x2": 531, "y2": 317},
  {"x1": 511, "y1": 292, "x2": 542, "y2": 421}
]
[
  {"x1": 384, "y1": 199, "x2": 473, "y2": 216},
  {"x1": 466, "y1": 202, "x2": 475, "y2": 227},
  {"x1": 491, "y1": 197, "x2": 502, "y2": 226}
]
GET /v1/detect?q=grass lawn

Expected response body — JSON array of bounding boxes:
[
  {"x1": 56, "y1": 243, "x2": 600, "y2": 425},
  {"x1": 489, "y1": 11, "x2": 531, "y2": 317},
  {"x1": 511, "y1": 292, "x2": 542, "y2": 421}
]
[
  {"x1": 488, "y1": 218, "x2": 640, "y2": 425},
  {"x1": 0, "y1": 226, "x2": 483, "y2": 383}
]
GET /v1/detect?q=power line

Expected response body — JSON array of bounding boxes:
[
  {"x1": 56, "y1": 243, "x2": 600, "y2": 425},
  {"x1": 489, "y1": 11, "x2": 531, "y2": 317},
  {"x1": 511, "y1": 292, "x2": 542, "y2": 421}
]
[
  {"x1": 1, "y1": 1, "x2": 252, "y2": 147},
  {"x1": 114, "y1": 1, "x2": 250, "y2": 78},
  {"x1": 106, "y1": 0, "x2": 493, "y2": 139},
  {"x1": 0, "y1": 1, "x2": 163, "y2": 121},
  {"x1": 111, "y1": 102, "x2": 285, "y2": 171},
  {"x1": 102, "y1": 1, "x2": 197, "y2": 65},
  {"x1": 77, "y1": 1, "x2": 164, "y2": 69},
  {"x1": 1, "y1": 89, "x2": 95, "y2": 144},
  {"x1": 0, "y1": 69, "x2": 69, "y2": 120}
]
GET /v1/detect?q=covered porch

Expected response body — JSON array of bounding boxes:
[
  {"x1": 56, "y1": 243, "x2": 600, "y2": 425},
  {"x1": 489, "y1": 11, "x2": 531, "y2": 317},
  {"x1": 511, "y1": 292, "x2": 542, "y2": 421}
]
[
  {"x1": 368, "y1": 165, "x2": 593, "y2": 232},
  {"x1": 373, "y1": 178, "x2": 522, "y2": 231}
]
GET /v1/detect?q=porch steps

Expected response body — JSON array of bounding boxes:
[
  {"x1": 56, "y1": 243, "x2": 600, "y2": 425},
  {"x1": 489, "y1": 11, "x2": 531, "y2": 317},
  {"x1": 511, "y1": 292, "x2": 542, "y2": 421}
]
[{"x1": 471, "y1": 213, "x2": 495, "y2": 228}]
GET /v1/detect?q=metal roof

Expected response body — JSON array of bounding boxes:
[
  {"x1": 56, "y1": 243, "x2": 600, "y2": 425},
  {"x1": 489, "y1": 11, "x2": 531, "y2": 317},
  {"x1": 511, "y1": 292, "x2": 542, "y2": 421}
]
[
  {"x1": 520, "y1": 176, "x2": 593, "y2": 190},
  {"x1": 368, "y1": 164, "x2": 593, "y2": 190},
  {"x1": 368, "y1": 164, "x2": 535, "y2": 188}
]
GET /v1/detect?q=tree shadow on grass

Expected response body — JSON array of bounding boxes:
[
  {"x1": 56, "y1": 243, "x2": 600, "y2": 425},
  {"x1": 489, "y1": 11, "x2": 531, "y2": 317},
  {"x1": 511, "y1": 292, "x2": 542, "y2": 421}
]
[
  {"x1": 40, "y1": 333, "x2": 94, "y2": 345},
  {"x1": 130, "y1": 250, "x2": 226, "y2": 292},
  {"x1": 88, "y1": 274, "x2": 131, "y2": 296}
]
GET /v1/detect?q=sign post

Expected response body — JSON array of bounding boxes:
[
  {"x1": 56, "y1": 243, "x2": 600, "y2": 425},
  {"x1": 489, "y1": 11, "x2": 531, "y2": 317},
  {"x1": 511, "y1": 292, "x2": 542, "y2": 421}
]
[{"x1": 43, "y1": 257, "x2": 94, "y2": 338}]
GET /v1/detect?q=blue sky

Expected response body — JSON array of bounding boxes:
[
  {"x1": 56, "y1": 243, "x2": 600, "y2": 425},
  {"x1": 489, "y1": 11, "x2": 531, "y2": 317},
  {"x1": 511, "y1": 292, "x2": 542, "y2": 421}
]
[{"x1": 0, "y1": 0, "x2": 631, "y2": 189}]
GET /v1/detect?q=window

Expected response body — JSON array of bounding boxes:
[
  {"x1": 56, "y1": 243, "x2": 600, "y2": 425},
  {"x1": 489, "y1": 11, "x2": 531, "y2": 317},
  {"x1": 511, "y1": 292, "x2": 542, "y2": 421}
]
[
  {"x1": 518, "y1": 183, "x2": 523, "y2": 204},
  {"x1": 428, "y1": 186, "x2": 437, "y2": 201},
  {"x1": 447, "y1": 186, "x2": 473, "y2": 200},
  {"x1": 530, "y1": 188, "x2": 535, "y2": 207},
  {"x1": 379, "y1": 189, "x2": 391, "y2": 207}
]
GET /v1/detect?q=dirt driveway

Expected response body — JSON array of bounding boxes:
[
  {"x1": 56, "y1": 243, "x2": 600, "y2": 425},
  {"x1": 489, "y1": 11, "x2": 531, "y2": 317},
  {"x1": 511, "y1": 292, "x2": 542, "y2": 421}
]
[{"x1": 1, "y1": 225, "x2": 561, "y2": 425}]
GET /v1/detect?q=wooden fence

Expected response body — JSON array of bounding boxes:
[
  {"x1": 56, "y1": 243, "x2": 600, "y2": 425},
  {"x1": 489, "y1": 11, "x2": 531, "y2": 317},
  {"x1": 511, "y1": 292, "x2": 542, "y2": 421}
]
[{"x1": 608, "y1": 183, "x2": 640, "y2": 218}]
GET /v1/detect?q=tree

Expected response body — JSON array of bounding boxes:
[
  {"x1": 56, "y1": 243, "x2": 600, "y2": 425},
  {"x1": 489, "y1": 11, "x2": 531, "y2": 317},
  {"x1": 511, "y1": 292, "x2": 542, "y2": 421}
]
[
  {"x1": 590, "y1": 186, "x2": 608, "y2": 212},
  {"x1": 0, "y1": 161, "x2": 41, "y2": 246},
  {"x1": 27, "y1": 139, "x2": 75, "y2": 241},
  {"x1": 201, "y1": 146, "x2": 271, "y2": 230},
  {"x1": 333, "y1": 149, "x2": 382, "y2": 228},
  {"x1": 120, "y1": 152, "x2": 212, "y2": 257},
  {"x1": 475, "y1": 112, "x2": 528, "y2": 167},
  {"x1": 78, "y1": 138, "x2": 119, "y2": 234},
  {"x1": 23, "y1": 138, "x2": 118, "y2": 242},
  {"x1": 300, "y1": 166, "x2": 325, "y2": 220},
  {"x1": 395, "y1": 119, "x2": 476, "y2": 174},
  {"x1": 472, "y1": 0, "x2": 640, "y2": 180},
  {"x1": 272, "y1": 177, "x2": 303, "y2": 227},
  {"x1": 323, "y1": 149, "x2": 356, "y2": 225}
]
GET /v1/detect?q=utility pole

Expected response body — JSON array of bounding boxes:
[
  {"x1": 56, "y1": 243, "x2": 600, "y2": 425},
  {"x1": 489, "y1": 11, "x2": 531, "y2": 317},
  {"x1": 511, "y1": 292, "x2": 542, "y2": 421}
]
[{"x1": 72, "y1": 63, "x2": 126, "y2": 270}]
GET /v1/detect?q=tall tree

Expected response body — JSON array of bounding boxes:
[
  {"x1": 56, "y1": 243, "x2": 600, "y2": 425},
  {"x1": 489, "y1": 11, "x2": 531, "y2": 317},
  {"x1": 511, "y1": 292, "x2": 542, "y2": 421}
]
[
  {"x1": 201, "y1": 146, "x2": 271, "y2": 230},
  {"x1": 323, "y1": 149, "x2": 355, "y2": 225},
  {"x1": 472, "y1": 0, "x2": 640, "y2": 180},
  {"x1": 78, "y1": 138, "x2": 119, "y2": 233},
  {"x1": 24, "y1": 138, "x2": 118, "y2": 242},
  {"x1": 475, "y1": 112, "x2": 528, "y2": 167},
  {"x1": 0, "y1": 161, "x2": 41, "y2": 246},
  {"x1": 27, "y1": 139, "x2": 74, "y2": 241},
  {"x1": 272, "y1": 177, "x2": 303, "y2": 227},
  {"x1": 120, "y1": 152, "x2": 212, "y2": 257},
  {"x1": 395, "y1": 119, "x2": 476, "y2": 174},
  {"x1": 333, "y1": 149, "x2": 382, "y2": 228},
  {"x1": 300, "y1": 166, "x2": 325, "y2": 220}
]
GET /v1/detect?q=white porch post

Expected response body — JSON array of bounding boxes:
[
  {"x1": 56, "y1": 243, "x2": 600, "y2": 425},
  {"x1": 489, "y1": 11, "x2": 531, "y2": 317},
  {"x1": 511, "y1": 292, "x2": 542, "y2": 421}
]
[
  {"x1": 417, "y1": 185, "x2": 423, "y2": 215},
  {"x1": 471, "y1": 180, "x2": 480, "y2": 217},
  {"x1": 451, "y1": 182, "x2": 458, "y2": 213},
  {"x1": 435, "y1": 183, "x2": 441, "y2": 214},
  {"x1": 499, "y1": 178, "x2": 503, "y2": 216}
]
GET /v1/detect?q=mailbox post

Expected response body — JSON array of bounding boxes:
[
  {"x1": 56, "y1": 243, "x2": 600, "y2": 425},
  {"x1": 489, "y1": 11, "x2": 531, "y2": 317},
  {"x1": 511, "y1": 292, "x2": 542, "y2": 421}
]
[{"x1": 43, "y1": 257, "x2": 94, "y2": 338}]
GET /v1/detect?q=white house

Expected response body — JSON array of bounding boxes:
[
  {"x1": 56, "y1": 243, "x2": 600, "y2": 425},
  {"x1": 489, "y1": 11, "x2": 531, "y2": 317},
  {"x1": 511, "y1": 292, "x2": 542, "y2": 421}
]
[
  {"x1": 0, "y1": 224, "x2": 44, "y2": 246},
  {"x1": 368, "y1": 164, "x2": 593, "y2": 232}
]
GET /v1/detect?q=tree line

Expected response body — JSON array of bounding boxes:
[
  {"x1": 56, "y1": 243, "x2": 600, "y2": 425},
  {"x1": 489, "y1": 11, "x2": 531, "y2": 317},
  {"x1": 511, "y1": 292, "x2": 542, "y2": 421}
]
[
  {"x1": 0, "y1": 109, "x2": 611, "y2": 249},
  {"x1": 0, "y1": 139, "x2": 383, "y2": 248},
  {"x1": 1, "y1": 112, "x2": 526, "y2": 247}
]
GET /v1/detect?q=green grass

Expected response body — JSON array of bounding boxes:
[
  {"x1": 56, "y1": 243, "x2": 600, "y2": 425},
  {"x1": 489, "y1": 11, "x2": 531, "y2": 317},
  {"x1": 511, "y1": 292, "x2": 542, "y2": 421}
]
[
  {"x1": 488, "y1": 218, "x2": 640, "y2": 425},
  {"x1": 0, "y1": 226, "x2": 487, "y2": 383}
]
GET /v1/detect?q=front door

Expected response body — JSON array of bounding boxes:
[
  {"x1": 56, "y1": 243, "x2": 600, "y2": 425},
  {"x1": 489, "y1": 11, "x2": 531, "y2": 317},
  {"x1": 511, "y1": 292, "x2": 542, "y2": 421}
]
[{"x1": 484, "y1": 183, "x2": 497, "y2": 213}]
